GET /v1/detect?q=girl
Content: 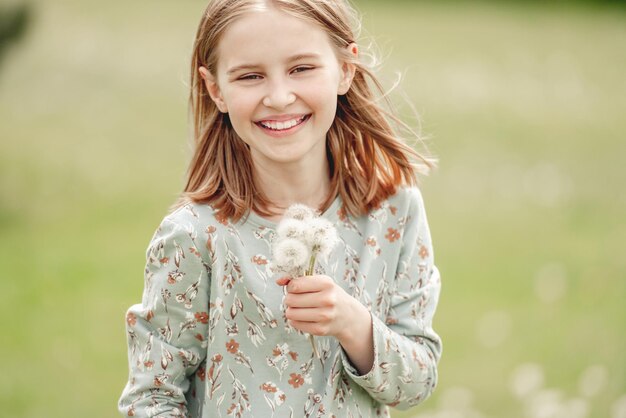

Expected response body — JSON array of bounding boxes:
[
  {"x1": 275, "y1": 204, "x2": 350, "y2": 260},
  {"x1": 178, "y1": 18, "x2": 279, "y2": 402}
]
[{"x1": 119, "y1": 0, "x2": 442, "y2": 417}]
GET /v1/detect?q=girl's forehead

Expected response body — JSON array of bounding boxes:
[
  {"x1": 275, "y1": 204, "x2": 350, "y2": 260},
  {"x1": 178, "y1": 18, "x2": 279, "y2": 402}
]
[{"x1": 216, "y1": 8, "x2": 337, "y2": 68}]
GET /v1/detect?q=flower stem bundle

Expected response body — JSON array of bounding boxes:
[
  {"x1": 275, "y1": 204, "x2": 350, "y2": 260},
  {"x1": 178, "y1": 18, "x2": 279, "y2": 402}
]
[{"x1": 271, "y1": 204, "x2": 339, "y2": 358}]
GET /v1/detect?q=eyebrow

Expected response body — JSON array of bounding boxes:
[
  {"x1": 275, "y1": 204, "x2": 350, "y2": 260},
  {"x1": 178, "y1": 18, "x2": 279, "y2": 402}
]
[{"x1": 226, "y1": 53, "x2": 322, "y2": 75}]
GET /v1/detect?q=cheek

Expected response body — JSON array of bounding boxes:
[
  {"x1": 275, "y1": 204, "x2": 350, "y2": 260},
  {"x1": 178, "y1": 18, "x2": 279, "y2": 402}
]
[
  {"x1": 221, "y1": 95, "x2": 258, "y2": 142},
  {"x1": 302, "y1": 83, "x2": 338, "y2": 114},
  {"x1": 225, "y1": 93, "x2": 258, "y2": 123}
]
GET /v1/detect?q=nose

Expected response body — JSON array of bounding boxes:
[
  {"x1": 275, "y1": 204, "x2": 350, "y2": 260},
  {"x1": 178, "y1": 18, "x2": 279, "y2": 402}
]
[{"x1": 262, "y1": 78, "x2": 296, "y2": 109}]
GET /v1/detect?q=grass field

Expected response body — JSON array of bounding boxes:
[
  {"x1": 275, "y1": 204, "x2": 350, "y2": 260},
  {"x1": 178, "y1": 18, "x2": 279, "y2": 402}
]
[{"x1": 0, "y1": 0, "x2": 624, "y2": 417}]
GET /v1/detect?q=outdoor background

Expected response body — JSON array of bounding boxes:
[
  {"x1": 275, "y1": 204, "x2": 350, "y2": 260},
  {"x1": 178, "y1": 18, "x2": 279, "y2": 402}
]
[{"x1": 0, "y1": 0, "x2": 624, "y2": 417}]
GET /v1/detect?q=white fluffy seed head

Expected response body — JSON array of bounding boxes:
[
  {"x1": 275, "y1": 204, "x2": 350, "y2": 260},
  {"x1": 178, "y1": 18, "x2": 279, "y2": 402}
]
[
  {"x1": 304, "y1": 217, "x2": 339, "y2": 259},
  {"x1": 283, "y1": 204, "x2": 317, "y2": 221},
  {"x1": 272, "y1": 204, "x2": 339, "y2": 277},
  {"x1": 276, "y1": 218, "x2": 306, "y2": 241},
  {"x1": 270, "y1": 263, "x2": 305, "y2": 278},
  {"x1": 272, "y1": 238, "x2": 310, "y2": 272}
]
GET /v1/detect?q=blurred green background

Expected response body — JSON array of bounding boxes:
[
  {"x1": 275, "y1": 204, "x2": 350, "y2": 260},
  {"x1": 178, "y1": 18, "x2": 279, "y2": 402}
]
[{"x1": 1, "y1": 0, "x2": 624, "y2": 417}]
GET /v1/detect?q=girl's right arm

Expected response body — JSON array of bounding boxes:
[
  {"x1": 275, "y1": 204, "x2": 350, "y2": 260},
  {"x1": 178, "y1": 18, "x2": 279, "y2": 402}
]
[
  {"x1": 338, "y1": 187, "x2": 442, "y2": 410},
  {"x1": 118, "y1": 215, "x2": 211, "y2": 417}
]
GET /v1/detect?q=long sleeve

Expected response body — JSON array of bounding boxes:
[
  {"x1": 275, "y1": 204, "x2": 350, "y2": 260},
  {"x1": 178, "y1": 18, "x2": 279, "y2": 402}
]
[
  {"x1": 119, "y1": 215, "x2": 211, "y2": 417},
  {"x1": 340, "y1": 187, "x2": 442, "y2": 410}
]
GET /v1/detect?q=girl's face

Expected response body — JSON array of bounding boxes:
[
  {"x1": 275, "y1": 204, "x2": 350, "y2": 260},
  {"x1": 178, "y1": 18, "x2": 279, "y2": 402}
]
[{"x1": 199, "y1": 7, "x2": 356, "y2": 170}]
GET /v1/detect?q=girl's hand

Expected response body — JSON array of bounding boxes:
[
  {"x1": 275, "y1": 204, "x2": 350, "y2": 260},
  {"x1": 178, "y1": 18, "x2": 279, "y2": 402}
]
[
  {"x1": 276, "y1": 275, "x2": 375, "y2": 375},
  {"x1": 275, "y1": 275, "x2": 363, "y2": 341}
]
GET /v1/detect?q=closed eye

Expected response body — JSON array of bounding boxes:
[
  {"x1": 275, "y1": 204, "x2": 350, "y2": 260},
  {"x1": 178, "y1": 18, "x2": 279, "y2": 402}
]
[
  {"x1": 238, "y1": 74, "x2": 263, "y2": 81},
  {"x1": 292, "y1": 66, "x2": 314, "y2": 74}
]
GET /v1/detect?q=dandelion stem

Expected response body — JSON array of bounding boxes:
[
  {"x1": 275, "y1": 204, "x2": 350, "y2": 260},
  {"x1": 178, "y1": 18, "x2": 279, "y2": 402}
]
[
  {"x1": 307, "y1": 254, "x2": 316, "y2": 276},
  {"x1": 306, "y1": 254, "x2": 320, "y2": 358},
  {"x1": 309, "y1": 334, "x2": 320, "y2": 359}
]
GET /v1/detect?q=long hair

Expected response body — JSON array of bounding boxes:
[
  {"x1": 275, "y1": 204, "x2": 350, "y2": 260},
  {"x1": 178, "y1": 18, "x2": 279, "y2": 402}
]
[{"x1": 178, "y1": 0, "x2": 436, "y2": 222}]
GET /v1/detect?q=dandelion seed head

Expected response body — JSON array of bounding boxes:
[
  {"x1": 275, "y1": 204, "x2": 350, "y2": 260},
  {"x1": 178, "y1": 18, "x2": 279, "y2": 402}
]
[
  {"x1": 510, "y1": 362, "x2": 544, "y2": 399},
  {"x1": 272, "y1": 204, "x2": 338, "y2": 277},
  {"x1": 284, "y1": 203, "x2": 317, "y2": 221},
  {"x1": 527, "y1": 388, "x2": 564, "y2": 418},
  {"x1": 562, "y1": 397, "x2": 590, "y2": 418},
  {"x1": 272, "y1": 238, "x2": 309, "y2": 271},
  {"x1": 578, "y1": 364, "x2": 608, "y2": 398},
  {"x1": 276, "y1": 218, "x2": 307, "y2": 241},
  {"x1": 611, "y1": 394, "x2": 626, "y2": 418},
  {"x1": 304, "y1": 217, "x2": 339, "y2": 258}
]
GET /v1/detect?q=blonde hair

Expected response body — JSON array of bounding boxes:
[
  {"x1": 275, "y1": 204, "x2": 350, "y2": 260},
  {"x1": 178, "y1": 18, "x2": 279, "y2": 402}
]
[{"x1": 178, "y1": 0, "x2": 435, "y2": 222}]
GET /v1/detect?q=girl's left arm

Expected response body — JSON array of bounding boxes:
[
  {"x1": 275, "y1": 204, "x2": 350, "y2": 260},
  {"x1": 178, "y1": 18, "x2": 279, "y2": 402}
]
[{"x1": 339, "y1": 188, "x2": 443, "y2": 410}]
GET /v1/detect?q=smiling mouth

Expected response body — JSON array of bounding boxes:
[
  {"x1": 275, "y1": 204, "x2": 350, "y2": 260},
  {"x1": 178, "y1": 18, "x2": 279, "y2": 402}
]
[{"x1": 255, "y1": 114, "x2": 310, "y2": 131}]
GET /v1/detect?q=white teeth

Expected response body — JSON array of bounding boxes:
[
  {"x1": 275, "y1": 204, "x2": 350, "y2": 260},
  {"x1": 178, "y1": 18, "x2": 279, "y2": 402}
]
[{"x1": 259, "y1": 115, "x2": 306, "y2": 131}]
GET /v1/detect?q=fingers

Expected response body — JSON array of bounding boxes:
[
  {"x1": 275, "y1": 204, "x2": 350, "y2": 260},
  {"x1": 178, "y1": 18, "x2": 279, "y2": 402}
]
[
  {"x1": 278, "y1": 276, "x2": 343, "y2": 338},
  {"x1": 284, "y1": 291, "x2": 333, "y2": 308},
  {"x1": 288, "y1": 319, "x2": 329, "y2": 337},
  {"x1": 283, "y1": 275, "x2": 333, "y2": 294},
  {"x1": 285, "y1": 307, "x2": 333, "y2": 323}
]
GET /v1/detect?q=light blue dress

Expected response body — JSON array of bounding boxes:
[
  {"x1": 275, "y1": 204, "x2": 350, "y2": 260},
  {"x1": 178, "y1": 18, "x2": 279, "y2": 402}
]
[{"x1": 119, "y1": 187, "x2": 442, "y2": 417}]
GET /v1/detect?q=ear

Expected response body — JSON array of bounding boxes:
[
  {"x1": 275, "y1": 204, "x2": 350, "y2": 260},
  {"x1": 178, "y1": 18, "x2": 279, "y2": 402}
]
[
  {"x1": 337, "y1": 43, "x2": 358, "y2": 96},
  {"x1": 199, "y1": 66, "x2": 228, "y2": 113}
]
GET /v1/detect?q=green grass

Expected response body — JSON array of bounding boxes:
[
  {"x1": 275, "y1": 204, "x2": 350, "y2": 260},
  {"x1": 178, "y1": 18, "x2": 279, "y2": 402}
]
[{"x1": 0, "y1": 0, "x2": 624, "y2": 417}]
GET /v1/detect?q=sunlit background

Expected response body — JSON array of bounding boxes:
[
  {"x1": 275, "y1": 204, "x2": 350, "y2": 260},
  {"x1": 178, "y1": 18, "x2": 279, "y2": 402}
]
[{"x1": 0, "y1": 0, "x2": 624, "y2": 417}]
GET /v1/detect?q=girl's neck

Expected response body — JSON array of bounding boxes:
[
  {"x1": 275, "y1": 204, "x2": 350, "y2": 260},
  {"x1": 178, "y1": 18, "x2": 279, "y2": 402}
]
[{"x1": 253, "y1": 159, "x2": 332, "y2": 216}]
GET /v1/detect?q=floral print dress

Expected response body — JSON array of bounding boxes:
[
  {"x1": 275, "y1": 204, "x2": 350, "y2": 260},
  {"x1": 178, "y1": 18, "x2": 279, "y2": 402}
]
[{"x1": 119, "y1": 187, "x2": 442, "y2": 417}]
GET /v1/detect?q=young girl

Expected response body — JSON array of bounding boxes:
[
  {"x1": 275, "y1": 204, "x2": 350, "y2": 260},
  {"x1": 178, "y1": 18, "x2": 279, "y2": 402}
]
[{"x1": 119, "y1": 0, "x2": 442, "y2": 417}]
